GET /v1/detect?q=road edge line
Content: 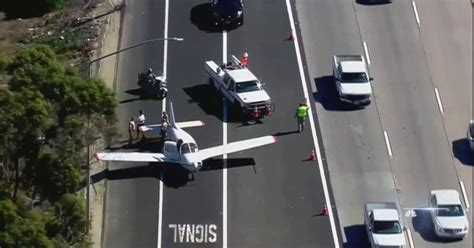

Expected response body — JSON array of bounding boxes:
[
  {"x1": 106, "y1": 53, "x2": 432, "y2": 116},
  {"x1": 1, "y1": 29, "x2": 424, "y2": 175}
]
[{"x1": 284, "y1": 0, "x2": 340, "y2": 246}]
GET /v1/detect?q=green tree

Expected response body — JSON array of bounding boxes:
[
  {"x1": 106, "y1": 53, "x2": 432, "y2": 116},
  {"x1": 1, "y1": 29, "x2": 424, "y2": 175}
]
[
  {"x1": 0, "y1": 199, "x2": 53, "y2": 248},
  {"x1": 33, "y1": 150, "x2": 82, "y2": 202},
  {"x1": 0, "y1": 45, "x2": 115, "y2": 248},
  {"x1": 0, "y1": 88, "x2": 54, "y2": 200},
  {"x1": 46, "y1": 194, "x2": 89, "y2": 245}
]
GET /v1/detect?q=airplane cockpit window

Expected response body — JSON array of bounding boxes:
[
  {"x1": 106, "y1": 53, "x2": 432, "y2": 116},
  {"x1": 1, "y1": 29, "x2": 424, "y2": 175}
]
[
  {"x1": 189, "y1": 143, "x2": 199, "y2": 152},
  {"x1": 180, "y1": 143, "x2": 199, "y2": 154}
]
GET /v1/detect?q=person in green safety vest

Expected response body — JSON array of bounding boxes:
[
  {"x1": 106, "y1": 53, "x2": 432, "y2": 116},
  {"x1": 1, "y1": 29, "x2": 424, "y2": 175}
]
[{"x1": 295, "y1": 102, "x2": 309, "y2": 132}]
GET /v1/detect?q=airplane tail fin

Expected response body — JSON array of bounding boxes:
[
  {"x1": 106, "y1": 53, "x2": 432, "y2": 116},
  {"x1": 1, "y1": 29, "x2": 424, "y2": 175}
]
[{"x1": 169, "y1": 101, "x2": 176, "y2": 128}]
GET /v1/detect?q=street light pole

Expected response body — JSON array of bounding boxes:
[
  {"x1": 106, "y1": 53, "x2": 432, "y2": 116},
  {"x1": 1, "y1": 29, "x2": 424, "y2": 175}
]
[{"x1": 89, "y1": 37, "x2": 184, "y2": 64}]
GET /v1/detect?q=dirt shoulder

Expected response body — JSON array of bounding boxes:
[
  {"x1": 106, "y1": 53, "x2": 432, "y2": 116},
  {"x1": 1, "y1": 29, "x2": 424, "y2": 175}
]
[{"x1": 88, "y1": 0, "x2": 124, "y2": 247}]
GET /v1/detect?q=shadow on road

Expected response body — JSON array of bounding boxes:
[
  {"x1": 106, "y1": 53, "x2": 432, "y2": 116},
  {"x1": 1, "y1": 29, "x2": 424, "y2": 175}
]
[
  {"x1": 452, "y1": 139, "x2": 474, "y2": 166},
  {"x1": 313, "y1": 76, "x2": 360, "y2": 112},
  {"x1": 119, "y1": 88, "x2": 165, "y2": 104},
  {"x1": 190, "y1": 3, "x2": 240, "y2": 33},
  {"x1": 183, "y1": 84, "x2": 241, "y2": 123},
  {"x1": 343, "y1": 225, "x2": 369, "y2": 248},
  {"x1": 273, "y1": 130, "x2": 299, "y2": 137},
  {"x1": 91, "y1": 157, "x2": 257, "y2": 188}
]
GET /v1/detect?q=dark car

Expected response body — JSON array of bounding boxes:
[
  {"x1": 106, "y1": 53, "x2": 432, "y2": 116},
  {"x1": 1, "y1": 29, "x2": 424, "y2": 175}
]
[
  {"x1": 367, "y1": 0, "x2": 392, "y2": 3},
  {"x1": 211, "y1": 0, "x2": 244, "y2": 26}
]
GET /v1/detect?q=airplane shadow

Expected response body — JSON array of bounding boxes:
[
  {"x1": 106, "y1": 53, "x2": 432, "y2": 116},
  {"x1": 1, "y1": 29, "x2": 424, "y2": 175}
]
[
  {"x1": 91, "y1": 158, "x2": 257, "y2": 188},
  {"x1": 106, "y1": 138, "x2": 163, "y2": 152},
  {"x1": 183, "y1": 84, "x2": 242, "y2": 123}
]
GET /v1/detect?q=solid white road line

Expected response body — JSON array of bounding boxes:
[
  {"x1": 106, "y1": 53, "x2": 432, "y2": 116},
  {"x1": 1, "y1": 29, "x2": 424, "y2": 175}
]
[
  {"x1": 411, "y1": 1, "x2": 421, "y2": 27},
  {"x1": 157, "y1": 0, "x2": 170, "y2": 247},
  {"x1": 406, "y1": 228, "x2": 415, "y2": 248},
  {"x1": 383, "y1": 131, "x2": 393, "y2": 157},
  {"x1": 459, "y1": 181, "x2": 470, "y2": 210},
  {"x1": 222, "y1": 30, "x2": 228, "y2": 248},
  {"x1": 363, "y1": 41, "x2": 371, "y2": 65},
  {"x1": 434, "y1": 88, "x2": 444, "y2": 114},
  {"x1": 284, "y1": 0, "x2": 340, "y2": 247}
]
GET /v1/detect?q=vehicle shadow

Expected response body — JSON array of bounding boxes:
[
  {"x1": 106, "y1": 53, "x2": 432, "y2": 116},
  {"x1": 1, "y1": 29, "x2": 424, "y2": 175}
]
[
  {"x1": 355, "y1": 0, "x2": 392, "y2": 5},
  {"x1": 411, "y1": 210, "x2": 460, "y2": 243},
  {"x1": 343, "y1": 224, "x2": 369, "y2": 248},
  {"x1": 190, "y1": 3, "x2": 240, "y2": 33},
  {"x1": 183, "y1": 84, "x2": 242, "y2": 123},
  {"x1": 313, "y1": 76, "x2": 360, "y2": 112},
  {"x1": 452, "y1": 139, "x2": 474, "y2": 166},
  {"x1": 120, "y1": 88, "x2": 165, "y2": 104}
]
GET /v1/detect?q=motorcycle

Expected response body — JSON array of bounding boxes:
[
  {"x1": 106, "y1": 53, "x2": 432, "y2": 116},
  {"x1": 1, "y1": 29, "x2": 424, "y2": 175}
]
[{"x1": 137, "y1": 72, "x2": 168, "y2": 99}]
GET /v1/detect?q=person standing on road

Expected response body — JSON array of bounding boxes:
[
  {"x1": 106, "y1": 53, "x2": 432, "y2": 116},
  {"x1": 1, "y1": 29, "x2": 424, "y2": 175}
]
[
  {"x1": 128, "y1": 117, "x2": 136, "y2": 143},
  {"x1": 160, "y1": 112, "x2": 169, "y2": 139},
  {"x1": 136, "y1": 110, "x2": 146, "y2": 139},
  {"x1": 295, "y1": 102, "x2": 309, "y2": 132},
  {"x1": 240, "y1": 52, "x2": 249, "y2": 67}
]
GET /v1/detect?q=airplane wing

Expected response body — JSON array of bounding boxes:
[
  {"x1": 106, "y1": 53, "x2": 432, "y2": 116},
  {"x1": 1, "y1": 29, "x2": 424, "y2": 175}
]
[
  {"x1": 95, "y1": 152, "x2": 167, "y2": 162},
  {"x1": 176, "y1": 120, "x2": 205, "y2": 129},
  {"x1": 192, "y1": 135, "x2": 277, "y2": 162},
  {"x1": 139, "y1": 121, "x2": 204, "y2": 133}
]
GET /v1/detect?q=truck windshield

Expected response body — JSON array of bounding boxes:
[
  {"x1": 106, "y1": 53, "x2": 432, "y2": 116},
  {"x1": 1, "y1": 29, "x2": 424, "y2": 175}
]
[
  {"x1": 437, "y1": 205, "x2": 464, "y2": 217},
  {"x1": 373, "y1": 221, "x2": 402, "y2": 234},
  {"x1": 236, "y1": 81, "x2": 262, "y2": 93},
  {"x1": 341, "y1": 72, "x2": 368, "y2": 83}
]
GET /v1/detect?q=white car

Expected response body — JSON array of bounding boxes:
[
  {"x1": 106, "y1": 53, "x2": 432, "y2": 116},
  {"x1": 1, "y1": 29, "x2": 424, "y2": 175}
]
[
  {"x1": 429, "y1": 190, "x2": 469, "y2": 239},
  {"x1": 467, "y1": 120, "x2": 474, "y2": 151}
]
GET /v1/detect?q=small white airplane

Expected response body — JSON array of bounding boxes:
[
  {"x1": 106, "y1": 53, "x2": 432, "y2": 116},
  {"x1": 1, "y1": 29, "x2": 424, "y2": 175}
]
[{"x1": 95, "y1": 102, "x2": 277, "y2": 176}]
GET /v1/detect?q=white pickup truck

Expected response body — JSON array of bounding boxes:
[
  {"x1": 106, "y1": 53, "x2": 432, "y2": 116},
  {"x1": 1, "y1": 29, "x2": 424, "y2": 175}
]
[
  {"x1": 364, "y1": 202, "x2": 407, "y2": 248},
  {"x1": 333, "y1": 55, "x2": 372, "y2": 106},
  {"x1": 205, "y1": 55, "x2": 274, "y2": 119}
]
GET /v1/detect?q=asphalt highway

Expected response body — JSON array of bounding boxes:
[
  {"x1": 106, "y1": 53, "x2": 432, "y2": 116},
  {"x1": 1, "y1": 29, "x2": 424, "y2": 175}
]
[
  {"x1": 296, "y1": 0, "x2": 472, "y2": 247},
  {"x1": 225, "y1": 0, "x2": 334, "y2": 247},
  {"x1": 103, "y1": 0, "x2": 336, "y2": 247},
  {"x1": 102, "y1": 0, "x2": 165, "y2": 247}
]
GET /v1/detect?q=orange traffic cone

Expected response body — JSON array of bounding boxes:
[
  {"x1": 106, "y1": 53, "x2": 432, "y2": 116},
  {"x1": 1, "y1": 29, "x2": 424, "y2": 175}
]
[
  {"x1": 251, "y1": 106, "x2": 259, "y2": 119},
  {"x1": 321, "y1": 205, "x2": 329, "y2": 216},
  {"x1": 308, "y1": 150, "x2": 316, "y2": 161}
]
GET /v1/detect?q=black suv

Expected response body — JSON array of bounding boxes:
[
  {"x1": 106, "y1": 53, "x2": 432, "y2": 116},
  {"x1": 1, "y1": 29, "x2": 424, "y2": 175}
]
[{"x1": 211, "y1": 0, "x2": 244, "y2": 26}]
